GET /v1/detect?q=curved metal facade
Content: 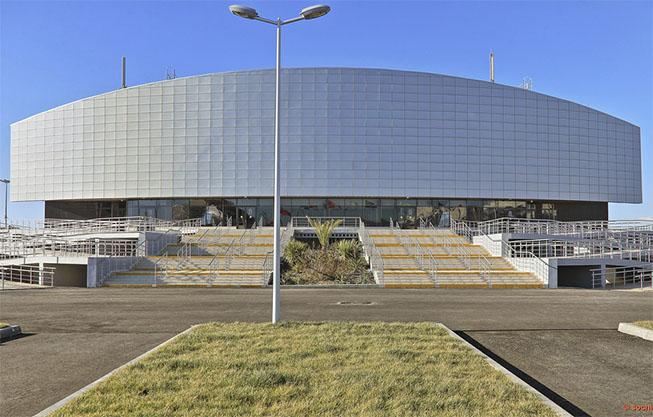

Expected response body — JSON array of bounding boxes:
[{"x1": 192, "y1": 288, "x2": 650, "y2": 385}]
[{"x1": 10, "y1": 68, "x2": 642, "y2": 203}]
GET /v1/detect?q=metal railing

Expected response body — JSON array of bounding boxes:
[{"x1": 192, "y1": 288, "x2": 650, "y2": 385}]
[
  {"x1": 359, "y1": 221, "x2": 384, "y2": 285},
  {"x1": 4, "y1": 216, "x2": 202, "y2": 237},
  {"x1": 507, "y1": 238, "x2": 651, "y2": 263},
  {"x1": 290, "y1": 217, "x2": 361, "y2": 228},
  {"x1": 433, "y1": 222, "x2": 492, "y2": 285},
  {"x1": 452, "y1": 219, "x2": 552, "y2": 285},
  {"x1": 153, "y1": 252, "x2": 169, "y2": 286},
  {"x1": 1, "y1": 264, "x2": 55, "y2": 288},
  {"x1": 455, "y1": 217, "x2": 653, "y2": 238},
  {"x1": 591, "y1": 266, "x2": 653, "y2": 289},
  {"x1": 262, "y1": 251, "x2": 273, "y2": 286},
  {"x1": 0, "y1": 236, "x2": 138, "y2": 259},
  {"x1": 392, "y1": 224, "x2": 437, "y2": 284},
  {"x1": 95, "y1": 227, "x2": 182, "y2": 286},
  {"x1": 208, "y1": 229, "x2": 249, "y2": 283},
  {"x1": 175, "y1": 227, "x2": 214, "y2": 269}
]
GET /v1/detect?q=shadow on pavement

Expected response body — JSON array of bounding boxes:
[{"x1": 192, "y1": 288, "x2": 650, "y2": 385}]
[{"x1": 455, "y1": 330, "x2": 591, "y2": 417}]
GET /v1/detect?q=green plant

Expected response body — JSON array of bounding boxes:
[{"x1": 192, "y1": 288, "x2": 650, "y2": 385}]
[
  {"x1": 335, "y1": 239, "x2": 362, "y2": 260},
  {"x1": 282, "y1": 239, "x2": 309, "y2": 267},
  {"x1": 307, "y1": 218, "x2": 342, "y2": 250}
]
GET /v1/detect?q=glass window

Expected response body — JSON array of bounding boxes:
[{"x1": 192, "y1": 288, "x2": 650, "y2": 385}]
[{"x1": 172, "y1": 200, "x2": 189, "y2": 220}]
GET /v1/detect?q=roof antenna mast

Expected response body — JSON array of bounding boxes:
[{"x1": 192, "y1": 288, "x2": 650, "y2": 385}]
[
  {"x1": 490, "y1": 51, "x2": 495, "y2": 83},
  {"x1": 121, "y1": 56, "x2": 127, "y2": 89}
]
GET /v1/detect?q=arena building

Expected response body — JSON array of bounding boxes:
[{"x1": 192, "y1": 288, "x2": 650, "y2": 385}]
[{"x1": 10, "y1": 68, "x2": 642, "y2": 227}]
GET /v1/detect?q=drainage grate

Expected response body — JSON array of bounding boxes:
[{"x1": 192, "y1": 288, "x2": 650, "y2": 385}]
[{"x1": 335, "y1": 301, "x2": 377, "y2": 306}]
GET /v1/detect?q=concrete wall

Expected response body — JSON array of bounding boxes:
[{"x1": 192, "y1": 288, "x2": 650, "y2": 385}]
[
  {"x1": 87, "y1": 256, "x2": 137, "y2": 288},
  {"x1": 557, "y1": 265, "x2": 600, "y2": 288},
  {"x1": 11, "y1": 68, "x2": 641, "y2": 204},
  {"x1": 47, "y1": 263, "x2": 87, "y2": 287}
]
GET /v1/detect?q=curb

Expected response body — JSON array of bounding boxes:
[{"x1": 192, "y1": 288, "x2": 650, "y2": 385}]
[
  {"x1": 618, "y1": 323, "x2": 653, "y2": 342},
  {"x1": 0, "y1": 324, "x2": 22, "y2": 342},
  {"x1": 33, "y1": 326, "x2": 197, "y2": 417},
  {"x1": 280, "y1": 284, "x2": 381, "y2": 289},
  {"x1": 438, "y1": 323, "x2": 572, "y2": 417}
]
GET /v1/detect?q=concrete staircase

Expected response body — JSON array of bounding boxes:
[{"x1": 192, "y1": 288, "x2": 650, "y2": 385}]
[
  {"x1": 369, "y1": 228, "x2": 544, "y2": 288},
  {"x1": 103, "y1": 227, "x2": 273, "y2": 287}
]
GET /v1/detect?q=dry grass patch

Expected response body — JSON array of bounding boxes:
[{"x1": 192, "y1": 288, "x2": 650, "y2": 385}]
[
  {"x1": 633, "y1": 320, "x2": 653, "y2": 330},
  {"x1": 51, "y1": 322, "x2": 556, "y2": 417}
]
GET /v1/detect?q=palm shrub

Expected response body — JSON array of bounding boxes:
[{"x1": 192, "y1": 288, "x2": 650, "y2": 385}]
[
  {"x1": 282, "y1": 239, "x2": 308, "y2": 267},
  {"x1": 335, "y1": 239, "x2": 362, "y2": 260},
  {"x1": 307, "y1": 217, "x2": 342, "y2": 250}
]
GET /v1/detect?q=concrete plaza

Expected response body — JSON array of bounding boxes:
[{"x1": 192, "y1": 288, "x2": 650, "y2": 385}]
[{"x1": 1, "y1": 287, "x2": 651, "y2": 417}]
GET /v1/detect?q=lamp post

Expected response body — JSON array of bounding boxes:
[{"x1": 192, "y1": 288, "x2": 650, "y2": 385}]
[
  {"x1": 0, "y1": 179, "x2": 9, "y2": 228},
  {"x1": 229, "y1": 4, "x2": 330, "y2": 324}
]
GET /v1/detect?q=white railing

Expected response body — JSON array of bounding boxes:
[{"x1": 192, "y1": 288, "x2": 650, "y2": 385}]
[
  {"x1": 281, "y1": 223, "x2": 294, "y2": 248},
  {"x1": 290, "y1": 217, "x2": 361, "y2": 228},
  {"x1": 434, "y1": 222, "x2": 492, "y2": 285},
  {"x1": 359, "y1": 222, "x2": 384, "y2": 285},
  {"x1": 0, "y1": 236, "x2": 138, "y2": 259},
  {"x1": 591, "y1": 266, "x2": 653, "y2": 289},
  {"x1": 1, "y1": 264, "x2": 55, "y2": 288},
  {"x1": 175, "y1": 227, "x2": 214, "y2": 269},
  {"x1": 508, "y1": 238, "x2": 652, "y2": 263},
  {"x1": 4, "y1": 216, "x2": 202, "y2": 237},
  {"x1": 95, "y1": 227, "x2": 182, "y2": 286},
  {"x1": 153, "y1": 252, "x2": 170, "y2": 286},
  {"x1": 208, "y1": 230, "x2": 247, "y2": 282},
  {"x1": 452, "y1": 219, "x2": 553, "y2": 285},
  {"x1": 392, "y1": 224, "x2": 437, "y2": 285},
  {"x1": 262, "y1": 251, "x2": 273, "y2": 286},
  {"x1": 456, "y1": 217, "x2": 653, "y2": 238}
]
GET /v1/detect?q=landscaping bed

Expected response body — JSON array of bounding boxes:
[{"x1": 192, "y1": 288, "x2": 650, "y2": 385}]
[
  {"x1": 281, "y1": 219, "x2": 376, "y2": 285},
  {"x1": 51, "y1": 322, "x2": 556, "y2": 417}
]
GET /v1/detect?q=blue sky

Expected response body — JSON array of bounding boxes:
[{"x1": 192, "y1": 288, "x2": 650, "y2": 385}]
[{"x1": 1, "y1": 0, "x2": 651, "y2": 220}]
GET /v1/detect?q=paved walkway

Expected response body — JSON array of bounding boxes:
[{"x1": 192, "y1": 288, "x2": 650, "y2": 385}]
[{"x1": 1, "y1": 288, "x2": 651, "y2": 417}]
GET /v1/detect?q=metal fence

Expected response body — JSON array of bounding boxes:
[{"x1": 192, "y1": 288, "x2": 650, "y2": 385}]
[
  {"x1": 591, "y1": 266, "x2": 653, "y2": 289},
  {"x1": 290, "y1": 217, "x2": 361, "y2": 228},
  {"x1": 454, "y1": 217, "x2": 653, "y2": 237},
  {"x1": 3, "y1": 216, "x2": 202, "y2": 237},
  {"x1": 508, "y1": 239, "x2": 651, "y2": 263},
  {"x1": 1, "y1": 264, "x2": 55, "y2": 288},
  {"x1": 0, "y1": 236, "x2": 138, "y2": 259}
]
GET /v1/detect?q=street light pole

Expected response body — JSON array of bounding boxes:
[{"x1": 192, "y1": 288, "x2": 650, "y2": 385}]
[
  {"x1": 229, "y1": 4, "x2": 330, "y2": 324},
  {"x1": 272, "y1": 18, "x2": 282, "y2": 322},
  {"x1": 0, "y1": 179, "x2": 9, "y2": 228}
]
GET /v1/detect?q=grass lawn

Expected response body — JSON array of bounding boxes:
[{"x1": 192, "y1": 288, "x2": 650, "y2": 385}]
[
  {"x1": 633, "y1": 320, "x2": 653, "y2": 330},
  {"x1": 51, "y1": 322, "x2": 556, "y2": 417}
]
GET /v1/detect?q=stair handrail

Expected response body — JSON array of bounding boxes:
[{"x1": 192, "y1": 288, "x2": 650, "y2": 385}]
[
  {"x1": 261, "y1": 251, "x2": 273, "y2": 286},
  {"x1": 96, "y1": 226, "x2": 182, "y2": 286},
  {"x1": 434, "y1": 221, "x2": 492, "y2": 286},
  {"x1": 175, "y1": 226, "x2": 213, "y2": 269},
  {"x1": 391, "y1": 223, "x2": 437, "y2": 285},
  {"x1": 452, "y1": 219, "x2": 555, "y2": 285},
  {"x1": 359, "y1": 221, "x2": 384, "y2": 286},
  {"x1": 153, "y1": 251, "x2": 169, "y2": 287}
]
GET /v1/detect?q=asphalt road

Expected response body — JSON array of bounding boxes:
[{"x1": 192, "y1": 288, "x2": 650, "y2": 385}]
[{"x1": 0, "y1": 287, "x2": 651, "y2": 417}]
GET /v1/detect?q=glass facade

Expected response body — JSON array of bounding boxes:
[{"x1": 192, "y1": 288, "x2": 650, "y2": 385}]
[{"x1": 46, "y1": 198, "x2": 608, "y2": 226}]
